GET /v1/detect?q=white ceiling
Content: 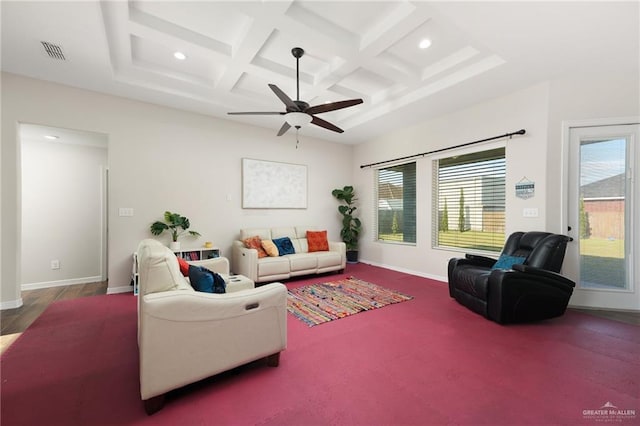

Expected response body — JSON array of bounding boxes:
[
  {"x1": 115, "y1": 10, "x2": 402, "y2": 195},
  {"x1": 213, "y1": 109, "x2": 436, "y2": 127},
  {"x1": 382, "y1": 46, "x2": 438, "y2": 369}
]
[{"x1": 2, "y1": 1, "x2": 638, "y2": 145}]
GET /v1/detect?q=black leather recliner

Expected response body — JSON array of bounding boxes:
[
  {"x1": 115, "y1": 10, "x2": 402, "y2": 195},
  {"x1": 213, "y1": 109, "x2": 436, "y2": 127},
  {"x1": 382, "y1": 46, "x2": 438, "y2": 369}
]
[{"x1": 448, "y1": 231, "x2": 575, "y2": 324}]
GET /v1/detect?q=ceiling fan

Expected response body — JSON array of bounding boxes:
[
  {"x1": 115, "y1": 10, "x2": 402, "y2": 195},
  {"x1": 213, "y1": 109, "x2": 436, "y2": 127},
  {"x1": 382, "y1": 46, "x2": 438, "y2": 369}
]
[{"x1": 228, "y1": 47, "x2": 363, "y2": 136}]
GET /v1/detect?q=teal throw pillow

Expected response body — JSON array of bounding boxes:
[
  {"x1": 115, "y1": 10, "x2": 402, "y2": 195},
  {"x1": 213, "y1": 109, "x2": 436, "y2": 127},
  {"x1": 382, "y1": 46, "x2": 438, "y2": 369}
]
[
  {"x1": 188, "y1": 265, "x2": 226, "y2": 293},
  {"x1": 272, "y1": 237, "x2": 295, "y2": 256},
  {"x1": 491, "y1": 254, "x2": 526, "y2": 270}
]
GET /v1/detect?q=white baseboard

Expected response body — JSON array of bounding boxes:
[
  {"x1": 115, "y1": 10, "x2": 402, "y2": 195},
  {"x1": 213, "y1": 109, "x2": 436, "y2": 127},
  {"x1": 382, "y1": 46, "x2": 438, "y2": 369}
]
[
  {"x1": 359, "y1": 258, "x2": 447, "y2": 283},
  {"x1": 0, "y1": 298, "x2": 24, "y2": 310},
  {"x1": 107, "y1": 285, "x2": 133, "y2": 295},
  {"x1": 21, "y1": 276, "x2": 102, "y2": 291}
]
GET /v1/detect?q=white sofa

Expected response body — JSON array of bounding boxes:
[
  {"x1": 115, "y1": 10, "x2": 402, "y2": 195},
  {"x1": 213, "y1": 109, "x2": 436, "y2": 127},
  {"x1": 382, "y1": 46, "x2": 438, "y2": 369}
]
[
  {"x1": 136, "y1": 239, "x2": 287, "y2": 414},
  {"x1": 232, "y1": 226, "x2": 346, "y2": 284}
]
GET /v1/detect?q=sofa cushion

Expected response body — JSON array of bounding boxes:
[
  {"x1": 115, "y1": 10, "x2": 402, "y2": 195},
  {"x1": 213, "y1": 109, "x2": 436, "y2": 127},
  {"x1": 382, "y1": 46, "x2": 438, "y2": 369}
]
[
  {"x1": 258, "y1": 256, "x2": 291, "y2": 276},
  {"x1": 271, "y1": 227, "x2": 297, "y2": 240},
  {"x1": 307, "y1": 230, "x2": 329, "y2": 252},
  {"x1": 188, "y1": 265, "x2": 227, "y2": 293},
  {"x1": 273, "y1": 237, "x2": 295, "y2": 256},
  {"x1": 315, "y1": 251, "x2": 343, "y2": 269},
  {"x1": 240, "y1": 228, "x2": 272, "y2": 241},
  {"x1": 243, "y1": 235, "x2": 268, "y2": 258},
  {"x1": 288, "y1": 253, "x2": 318, "y2": 272},
  {"x1": 261, "y1": 239, "x2": 279, "y2": 257},
  {"x1": 295, "y1": 238, "x2": 308, "y2": 253},
  {"x1": 137, "y1": 239, "x2": 191, "y2": 295}
]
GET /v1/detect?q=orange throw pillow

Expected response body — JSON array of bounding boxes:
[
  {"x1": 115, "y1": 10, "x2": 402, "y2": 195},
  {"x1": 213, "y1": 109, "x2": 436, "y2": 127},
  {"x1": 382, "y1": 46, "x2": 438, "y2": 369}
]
[
  {"x1": 307, "y1": 230, "x2": 329, "y2": 252},
  {"x1": 243, "y1": 235, "x2": 268, "y2": 258},
  {"x1": 177, "y1": 256, "x2": 190, "y2": 277}
]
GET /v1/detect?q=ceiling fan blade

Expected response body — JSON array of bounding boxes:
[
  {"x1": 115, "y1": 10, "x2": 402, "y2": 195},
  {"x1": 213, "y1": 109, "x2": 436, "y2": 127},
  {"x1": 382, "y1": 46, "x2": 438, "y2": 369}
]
[
  {"x1": 311, "y1": 116, "x2": 343, "y2": 133},
  {"x1": 305, "y1": 98, "x2": 363, "y2": 115},
  {"x1": 268, "y1": 84, "x2": 299, "y2": 111},
  {"x1": 277, "y1": 122, "x2": 291, "y2": 136},
  {"x1": 227, "y1": 112, "x2": 284, "y2": 115}
]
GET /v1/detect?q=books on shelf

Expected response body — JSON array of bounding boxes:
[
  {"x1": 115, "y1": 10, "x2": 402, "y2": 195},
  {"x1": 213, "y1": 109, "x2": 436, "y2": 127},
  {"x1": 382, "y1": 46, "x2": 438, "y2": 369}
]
[
  {"x1": 185, "y1": 251, "x2": 200, "y2": 261},
  {"x1": 172, "y1": 248, "x2": 220, "y2": 261}
]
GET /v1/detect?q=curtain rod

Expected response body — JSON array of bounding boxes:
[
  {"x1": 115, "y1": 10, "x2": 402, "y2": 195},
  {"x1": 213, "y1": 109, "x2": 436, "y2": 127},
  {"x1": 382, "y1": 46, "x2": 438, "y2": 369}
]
[{"x1": 359, "y1": 129, "x2": 526, "y2": 169}]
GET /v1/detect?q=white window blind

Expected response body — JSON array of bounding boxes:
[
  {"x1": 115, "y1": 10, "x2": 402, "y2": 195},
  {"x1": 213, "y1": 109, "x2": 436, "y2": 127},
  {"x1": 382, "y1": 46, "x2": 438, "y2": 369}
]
[
  {"x1": 433, "y1": 147, "x2": 505, "y2": 252},
  {"x1": 375, "y1": 162, "x2": 416, "y2": 244}
]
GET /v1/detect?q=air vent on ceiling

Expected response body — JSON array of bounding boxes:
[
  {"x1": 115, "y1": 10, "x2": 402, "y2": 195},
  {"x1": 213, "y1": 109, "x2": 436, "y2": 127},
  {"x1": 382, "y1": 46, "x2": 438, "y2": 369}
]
[{"x1": 41, "y1": 41, "x2": 66, "y2": 60}]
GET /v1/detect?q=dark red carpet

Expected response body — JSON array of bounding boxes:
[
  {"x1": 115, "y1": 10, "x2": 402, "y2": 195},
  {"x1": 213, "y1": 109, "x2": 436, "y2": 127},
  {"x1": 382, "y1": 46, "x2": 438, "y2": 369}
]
[{"x1": 2, "y1": 263, "x2": 638, "y2": 425}]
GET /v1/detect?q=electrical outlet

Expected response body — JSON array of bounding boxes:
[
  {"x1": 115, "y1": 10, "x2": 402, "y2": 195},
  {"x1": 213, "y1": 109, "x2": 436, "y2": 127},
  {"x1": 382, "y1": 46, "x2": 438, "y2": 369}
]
[{"x1": 51, "y1": 260, "x2": 60, "y2": 270}]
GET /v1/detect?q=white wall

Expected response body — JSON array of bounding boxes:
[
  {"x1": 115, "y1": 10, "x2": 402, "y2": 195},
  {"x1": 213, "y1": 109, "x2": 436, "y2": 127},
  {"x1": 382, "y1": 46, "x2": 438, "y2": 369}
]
[
  {"x1": 353, "y1": 70, "x2": 639, "y2": 282},
  {"x1": 1, "y1": 72, "x2": 353, "y2": 306},
  {"x1": 353, "y1": 83, "x2": 551, "y2": 281},
  {"x1": 21, "y1": 136, "x2": 107, "y2": 287}
]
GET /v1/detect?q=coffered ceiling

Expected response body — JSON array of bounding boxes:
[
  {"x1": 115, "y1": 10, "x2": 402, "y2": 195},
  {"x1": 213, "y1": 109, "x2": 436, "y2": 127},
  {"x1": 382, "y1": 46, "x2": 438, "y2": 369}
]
[{"x1": 1, "y1": 1, "x2": 638, "y2": 144}]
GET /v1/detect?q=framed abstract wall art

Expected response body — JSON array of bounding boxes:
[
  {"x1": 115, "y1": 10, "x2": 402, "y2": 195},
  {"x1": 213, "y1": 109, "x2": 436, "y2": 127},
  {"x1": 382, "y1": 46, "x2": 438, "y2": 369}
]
[{"x1": 242, "y1": 158, "x2": 307, "y2": 208}]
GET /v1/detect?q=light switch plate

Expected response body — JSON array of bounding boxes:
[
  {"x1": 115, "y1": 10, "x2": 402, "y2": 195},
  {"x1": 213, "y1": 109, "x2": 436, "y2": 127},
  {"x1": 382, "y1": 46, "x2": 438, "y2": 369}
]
[
  {"x1": 523, "y1": 208, "x2": 539, "y2": 218},
  {"x1": 119, "y1": 208, "x2": 134, "y2": 217}
]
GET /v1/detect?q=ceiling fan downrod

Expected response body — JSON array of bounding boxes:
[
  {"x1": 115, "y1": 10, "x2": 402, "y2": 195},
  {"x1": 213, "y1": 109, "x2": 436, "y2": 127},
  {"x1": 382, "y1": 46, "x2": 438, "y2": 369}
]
[{"x1": 291, "y1": 47, "x2": 304, "y2": 101}]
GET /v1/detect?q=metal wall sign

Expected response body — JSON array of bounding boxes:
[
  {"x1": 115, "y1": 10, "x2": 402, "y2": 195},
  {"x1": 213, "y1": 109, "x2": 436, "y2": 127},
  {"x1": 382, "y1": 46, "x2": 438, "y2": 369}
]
[{"x1": 515, "y1": 177, "x2": 535, "y2": 199}]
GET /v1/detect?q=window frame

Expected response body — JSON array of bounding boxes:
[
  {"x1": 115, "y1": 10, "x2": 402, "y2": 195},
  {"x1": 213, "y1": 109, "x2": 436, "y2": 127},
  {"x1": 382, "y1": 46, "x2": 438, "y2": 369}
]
[
  {"x1": 374, "y1": 161, "x2": 417, "y2": 246},
  {"x1": 431, "y1": 143, "x2": 507, "y2": 254}
]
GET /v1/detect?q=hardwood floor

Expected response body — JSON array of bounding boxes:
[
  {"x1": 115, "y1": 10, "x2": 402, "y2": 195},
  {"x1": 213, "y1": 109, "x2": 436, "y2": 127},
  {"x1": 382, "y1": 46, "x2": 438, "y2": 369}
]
[
  {"x1": 1, "y1": 281, "x2": 108, "y2": 336},
  {"x1": 570, "y1": 307, "x2": 640, "y2": 326}
]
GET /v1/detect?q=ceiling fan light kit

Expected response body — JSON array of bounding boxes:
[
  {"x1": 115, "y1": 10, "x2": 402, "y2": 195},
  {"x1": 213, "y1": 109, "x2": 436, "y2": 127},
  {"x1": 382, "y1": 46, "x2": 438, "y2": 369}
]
[
  {"x1": 228, "y1": 47, "x2": 363, "y2": 138},
  {"x1": 285, "y1": 112, "x2": 312, "y2": 128}
]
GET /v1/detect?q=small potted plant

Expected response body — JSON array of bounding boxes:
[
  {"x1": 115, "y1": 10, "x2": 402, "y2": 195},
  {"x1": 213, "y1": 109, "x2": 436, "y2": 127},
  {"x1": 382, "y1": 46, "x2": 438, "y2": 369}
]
[
  {"x1": 332, "y1": 186, "x2": 362, "y2": 263},
  {"x1": 150, "y1": 211, "x2": 201, "y2": 251}
]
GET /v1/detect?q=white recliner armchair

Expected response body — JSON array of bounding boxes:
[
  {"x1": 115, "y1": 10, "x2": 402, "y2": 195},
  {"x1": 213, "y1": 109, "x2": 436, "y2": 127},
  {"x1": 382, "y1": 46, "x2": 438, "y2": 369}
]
[{"x1": 136, "y1": 239, "x2": 287, "y2": 414}]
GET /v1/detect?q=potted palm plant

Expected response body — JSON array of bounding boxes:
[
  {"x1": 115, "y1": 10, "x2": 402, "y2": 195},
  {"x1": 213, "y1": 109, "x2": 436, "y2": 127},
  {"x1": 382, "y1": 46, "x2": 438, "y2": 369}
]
[
  {"x1": 332, "y1": 186, "x2": 362, "y2": 263},
  {"x1": 150, "y1": 211, "x2": 201, "y2": 251}
]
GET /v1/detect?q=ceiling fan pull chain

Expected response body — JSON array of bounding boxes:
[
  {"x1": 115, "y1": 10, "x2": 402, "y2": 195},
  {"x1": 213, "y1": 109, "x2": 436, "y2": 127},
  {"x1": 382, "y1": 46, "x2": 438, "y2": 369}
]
[{"x1": 296, "y1": 126, "x2": 300, "y2": 149}]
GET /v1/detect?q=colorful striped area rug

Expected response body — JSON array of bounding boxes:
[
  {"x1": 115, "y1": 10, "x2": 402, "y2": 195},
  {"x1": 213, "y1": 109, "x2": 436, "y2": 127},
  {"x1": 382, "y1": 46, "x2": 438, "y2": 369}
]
[{"x1": 287, "y1": 277, "x2": 413, "y2": 326}]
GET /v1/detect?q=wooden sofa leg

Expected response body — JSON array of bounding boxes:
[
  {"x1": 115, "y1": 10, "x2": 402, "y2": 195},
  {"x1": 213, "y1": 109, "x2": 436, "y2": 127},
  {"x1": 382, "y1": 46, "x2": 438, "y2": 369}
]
[
  {"x1": 266, "y1": 352, "x2": 280, "y2": 367},
  {"x1": 143, "y1": 394, "x2": 165, "y2": 415}
]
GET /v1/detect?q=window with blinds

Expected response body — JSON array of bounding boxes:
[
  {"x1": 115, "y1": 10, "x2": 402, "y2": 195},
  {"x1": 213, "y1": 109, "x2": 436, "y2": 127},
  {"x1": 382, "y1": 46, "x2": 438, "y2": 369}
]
[
  {"x1": 433, "y1": 147, "x2": 505, "y2": 252},
  {"x1": 375, "y1": 162, "x2": 416, "y2": 244}
]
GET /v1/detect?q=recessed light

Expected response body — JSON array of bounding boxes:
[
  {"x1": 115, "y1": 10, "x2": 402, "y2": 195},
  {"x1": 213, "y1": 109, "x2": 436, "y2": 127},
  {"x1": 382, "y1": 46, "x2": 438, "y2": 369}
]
[
  {"x1": 44, "y1": 135, "x2": 59, "y2": 140},
  {"x1": 419, "y1": 39, "x2": 432, "y2": 49},
  {"x1": 173, "y1": 51, "x2": 187, "y2": 60}
]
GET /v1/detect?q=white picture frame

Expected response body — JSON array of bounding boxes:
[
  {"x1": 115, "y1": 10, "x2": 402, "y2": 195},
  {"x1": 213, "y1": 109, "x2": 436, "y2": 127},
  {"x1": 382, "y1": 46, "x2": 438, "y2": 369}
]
[{"x1": 242, "y1": 158, "x2": 308, "y2": 209}]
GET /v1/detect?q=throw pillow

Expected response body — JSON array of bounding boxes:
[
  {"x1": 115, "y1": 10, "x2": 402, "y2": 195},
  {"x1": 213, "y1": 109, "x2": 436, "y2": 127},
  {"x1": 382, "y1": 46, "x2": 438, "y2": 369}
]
[
  {"x1": 243, "y1": 235, "x2": 268, "y2": 258},
  {"x1": 261, "y1": 239, "x2": 279, "y2": 257},
  {"x1": 188, "y1": 265, "x2": 226, "y2": 293},
  {"x1": 177, "y1": 256, "x2": 190, "y2": 277},
  {"x1": 272, "y1": 236, "x2": 295, "y2": 256},
  {"x1": 491, "y1": 254, "x2": 526, "y2": 270},
  {"x1": 307, "y1": 230, "x2": 329, "y2": 252}
]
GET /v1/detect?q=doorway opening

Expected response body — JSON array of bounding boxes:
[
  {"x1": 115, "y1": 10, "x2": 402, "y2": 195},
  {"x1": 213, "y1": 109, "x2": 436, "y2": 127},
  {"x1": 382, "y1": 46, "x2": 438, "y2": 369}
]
[{"x1": 19, "y1": 123, "x2": 109, "y2": 291}]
